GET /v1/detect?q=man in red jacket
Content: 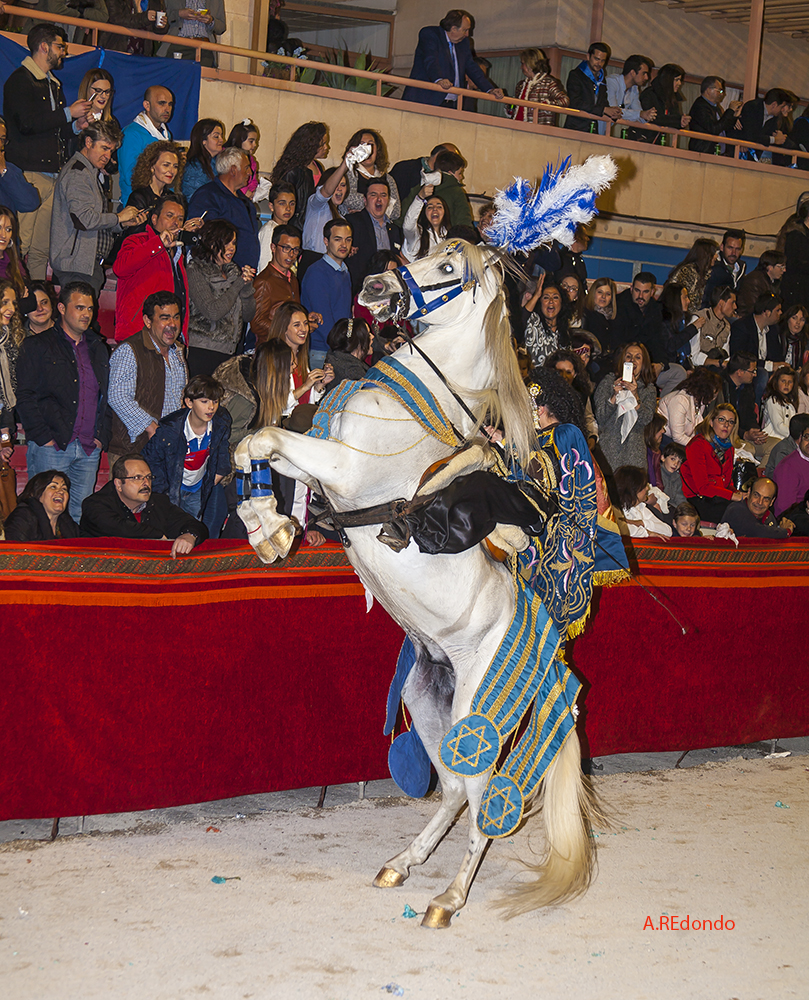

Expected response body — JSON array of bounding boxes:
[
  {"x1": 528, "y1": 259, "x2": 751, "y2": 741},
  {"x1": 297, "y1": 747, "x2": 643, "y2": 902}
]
[{"x1": 113, "y1": 193, "x2": 190, "y2": 343}]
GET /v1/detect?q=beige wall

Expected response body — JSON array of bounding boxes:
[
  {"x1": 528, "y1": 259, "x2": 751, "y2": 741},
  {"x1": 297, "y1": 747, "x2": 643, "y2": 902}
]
[{"x1": 200, "y1": 76, "x2": 804, "y2": 243}]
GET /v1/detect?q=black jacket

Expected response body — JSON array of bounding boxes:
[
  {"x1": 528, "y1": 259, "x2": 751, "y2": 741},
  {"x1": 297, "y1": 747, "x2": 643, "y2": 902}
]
[
  {"x1": 610, "y1": 289, "x2": 665, "y2": 362},
  {"x1": 701, "y1": 255, "x2": 747, "y2": 307},
  {"x1": 564, "y1": 65, "x2": 607, "y2": 132},
  {"x1": 3, "y1": 497, "x2": 80, "y2": 541},
  {"x1": 780, "y1": 227, "x2": 809, "y2": 312},
  {"x1": 16, "y1": 323, "x2": 112, "y2": 450},
  {"x1": 80, "y1": 480, "x2": 208, "y2": 542},
  {"x1": 737, "y1": 98, "x2": 781, "y2": 148},
  {"x1": 141, "y1": 407, "x2": 232, "y2": 508},
  {"x1": 389, "y1": 157, "x2": 424, "y2": 212},
  {"x1": 728, "y1": 314, "x2": 784, "y2": 365},
  {"x1": 687, "y1": 96, "x2": 738, "y2": 154},
  {"x1": 345, "y1": 210, "x2": 404, "y2": 293},
  {"x1": 3, "y1": 62, "x2": 74, "y2": 173},
  {"x1": 721, "y1": 372, "x2": 758, "y2": 436}
]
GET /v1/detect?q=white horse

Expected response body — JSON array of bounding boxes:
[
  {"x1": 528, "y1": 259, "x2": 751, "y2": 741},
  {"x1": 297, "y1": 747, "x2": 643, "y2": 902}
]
[{"x1": 235, "y1": 239, "x2": 597, "y2": 927}]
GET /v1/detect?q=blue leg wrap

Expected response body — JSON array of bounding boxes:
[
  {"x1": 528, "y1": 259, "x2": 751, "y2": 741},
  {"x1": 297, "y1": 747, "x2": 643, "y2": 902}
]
[{"x1": 251, "y1": 459, "x2": 274, "y2": 498}]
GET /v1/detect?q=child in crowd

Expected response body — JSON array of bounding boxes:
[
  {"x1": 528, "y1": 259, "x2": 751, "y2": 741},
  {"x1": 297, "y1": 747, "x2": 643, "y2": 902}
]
[
  {"x1": 257, "y1": 183, "x2": 297, "y2": 272},
  {"x1": 645, "y1": 412, "x2": 667, "y2": 490},
  {"x1": 660, "y1": 441, "x2": 687, "y2": 506},
  {"x1": 142, "y1": 376, "x2": 232, "y2": 533},
  {"x1": 670, "y1": 501, "x2": 701, "y2": 537},
  {"x1": 761, "y1": 366, "x2": 798, "y2": 440},
  {"x1": 613, "y1": 465, "x2": 673, "y2": 539}
]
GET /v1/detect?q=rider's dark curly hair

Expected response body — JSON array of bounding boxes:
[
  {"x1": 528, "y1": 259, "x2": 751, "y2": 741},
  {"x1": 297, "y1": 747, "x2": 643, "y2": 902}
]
[{"x1": 525, "y1": 367, "x2": 585, "y2": 432}]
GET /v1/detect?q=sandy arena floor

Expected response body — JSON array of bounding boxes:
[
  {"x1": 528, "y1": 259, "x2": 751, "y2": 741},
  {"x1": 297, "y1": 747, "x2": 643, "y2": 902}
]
[{"x1": 2, "y1": 755, "x2": 807, "y2": 1000}]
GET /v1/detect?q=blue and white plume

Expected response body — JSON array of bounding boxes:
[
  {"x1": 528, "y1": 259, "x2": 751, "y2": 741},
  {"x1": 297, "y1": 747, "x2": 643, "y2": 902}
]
[{"x1": 487, "y1": 155, "x2": 617, "y2": 255}]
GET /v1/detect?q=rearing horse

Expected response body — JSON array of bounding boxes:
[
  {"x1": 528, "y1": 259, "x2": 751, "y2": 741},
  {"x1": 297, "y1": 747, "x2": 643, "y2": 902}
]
[{"x1": 234, "y1": 238, "x2": 599, "y2": 927}]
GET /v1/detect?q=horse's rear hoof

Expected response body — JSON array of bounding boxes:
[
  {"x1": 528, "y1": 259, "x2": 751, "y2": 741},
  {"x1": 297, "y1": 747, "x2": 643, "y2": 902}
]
[
  {"x1": 373, "y1": 866, "x2": 406, "y2": 888},
  {"x1": 421, "y1": 903, "x2": 453, "y2": 929}
]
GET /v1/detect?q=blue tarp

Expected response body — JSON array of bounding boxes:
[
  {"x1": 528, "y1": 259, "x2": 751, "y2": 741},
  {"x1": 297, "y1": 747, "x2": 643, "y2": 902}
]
[{"x1": 0, "y1": 35, "x2": 200, "y2": 140}]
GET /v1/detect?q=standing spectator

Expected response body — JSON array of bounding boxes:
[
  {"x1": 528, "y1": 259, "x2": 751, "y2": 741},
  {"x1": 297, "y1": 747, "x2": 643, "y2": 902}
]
[
  {"x1": 702, "y1": 229, "x2": 746, "y2": 306},
  {"x1": 558, "y1": 272, "x2": 585, "y2": 329},
  {"x1": 16, "y1": 282, "x2": 111, "y2": 521},
  {"x1": 73, "y1": 69, "x2": 120, "y2": 172},
  {"x1": 778, "y1": 304, "x2": 808, "y2": 370},
  {"x1": 3, "y1": 23, "x2": 92, "y2": 280},
  {"x1": 718, "y1": 478, "x2": 793, "y2": 539},
  {"x1": 658, "y1": 368, "x2": 722, "y2": 446},
  {"x1": 101, "y1": 0, "x2": 169, "y2": 54},
  {"x1": 605, "y1": 54, "x2": 656, "y2": 137},
  {"x1": 729, "y1": 292, "x2": 785, "y2": 405},
  {"x1": 118, "y1": 86, "x2": 175, "y2": 205},
  {"x1": 126, "y1": 141, "x2": 184, "y2": 214},
  {"x1": 0, "y1": 280, "x2": 23, "y2": 458},
  {"x1": 399, "y1": 150, "x2": 473, "y2": 231},
  {"x1": 390, "y1": 143, "x2": 461, "y2": 208},
  {"x1": 780, "y1": 202, "x2": 809, "y2": 312},
  {"x1": 186, "y1": 220, "x2": 256, "y2": 377},
  {"x1": 181, "y1": 119, "x2": 225, "y2": 202},
  {"x1": 772, "y1": 423, "x2": 809, "y2": 515},
  {"x1": 507, "y1": 48, "x2": 569, "y2": 126},
  {"x1": 257, "y1": 183, "x2": 297, "y2": 272},
  {"x1": 346, "y1": 179, "x2": 404, "y2": 292},
  {"x1": 108, "y1": 291, "x2": 187, "y2": 468},
  {"x1": 50, "y1": 120, "x2": 145, "y2": 292},
  {"x1": 113, "y1": 194, "x2": 189, "y2": 343},
  {"x1": 0, "y1": 119, "x2": 40, "y2": 214},
  {"x1": 402, "y1": 9, "x2": 504, "y2": 107},
  {"x1": 666, "y1": 238, "x2": 719, "y2": 315},
  {"x1": 636, "y1": 63, "x2": 690, "y2": 144},
  {"x1": 735, "y1": 89, "x2": 794, "y2": 157},
  {"x1": 564, "y1": 42, "x2": 621, "y2": 133},
  {"x1": 302, "y1": 164, "x2": 350, "y2": 253},
  {"x1": 253, "y1": 225, "x2": 304, "y2": 345},
  {"x1": 687, "y1": 77, "x2": 742, "y2": 154},
  {"x1": 162, "y1": 0, "x2": 226, "y2": 67},
  {"x1": 611, "y1": 271, "x2": 664, "y2": 362},
  {"x1": 523, "y1": 279, "x2": 570, "y2": 367},
  {"x1": 340, "y1": 129, "x2": 401, "y2": 220},
  {"x1": 593, "y1": 342, "x2": 657, "y2": 474},
  {"x1": 734, "y1": 250, "x2": 786, "y2": 317},
  {"x1": 583, "y1": 277, "x2": 617, "y2": 354},
  {"x1": 224, "y1": 119, "x2": 263, "y2": 202},
  {"x1": 23, "y1": 280, "x2": 57, "y2": 337},
  {"x1": 188, "y1": 148, "x2": 261, "y2": 271},
  {"x1": 691, "y1": 286, "x2": 737, "y2": 366},
  {"x1": 270, "y1": 122, "x2": 329, "y2": 231},
  {"x1": 300, "y1": 218, "x2": 353, "y2": 369},
  {"x1": 680, "y1": 403, "x2": 745, "y2": 523},
  {"x1": 22, "y1": 0, "x2": 109, "y2": 35}
]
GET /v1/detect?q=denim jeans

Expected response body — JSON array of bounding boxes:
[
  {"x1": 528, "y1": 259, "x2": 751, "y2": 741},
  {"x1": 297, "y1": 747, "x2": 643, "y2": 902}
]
[
  {"x1": 27, "y1": 439, "x2": 101, "y2": 523},
  {"x1": 180, "y1": 487, "x2": 203, "y2": 519}
]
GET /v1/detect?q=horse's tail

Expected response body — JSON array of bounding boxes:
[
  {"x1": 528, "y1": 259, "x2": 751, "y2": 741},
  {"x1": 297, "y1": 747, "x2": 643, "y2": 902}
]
[{"x1": 496, "y1": 729, "x2": 601, "y2": 917}]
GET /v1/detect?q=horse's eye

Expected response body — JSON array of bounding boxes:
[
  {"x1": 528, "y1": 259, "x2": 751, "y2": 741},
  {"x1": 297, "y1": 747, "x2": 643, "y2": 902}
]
[{"x1": 440, "y1": 263, "x2": 454, "y2": 274}]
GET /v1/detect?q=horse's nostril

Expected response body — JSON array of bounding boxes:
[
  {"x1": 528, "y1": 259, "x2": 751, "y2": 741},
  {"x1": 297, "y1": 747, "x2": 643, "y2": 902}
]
[{"x1": 368, "y1": 279, "x2": 386, "y2": 294}]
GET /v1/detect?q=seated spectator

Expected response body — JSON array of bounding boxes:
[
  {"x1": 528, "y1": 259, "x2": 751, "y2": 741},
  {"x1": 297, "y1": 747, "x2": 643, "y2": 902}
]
[
  {"x1": 583, "y1": 277, "x2": 617, "y2": 354},
  {"x1": 399, "y1": 149, "x2": 473, "y2": 230},
  {"x1": 729, "y1": 292, "x2": 785, "y2": 405},
  {"x1": 182, "y1": 119, "x2": 225, "y2": 202},
  {"x1": 0, "y1": 205, "x2": 28, "y2": 299},
  {"x1": 613, "y1": 464, "x2": 672, "y2": 538},
  {"x1": 606, "y1": 54, "x2": 656, "y2": 137},
  {"x1": 523, "y1": 279, "x2": 571, "y2": 368},
  {"x1": 781, "y1": 488, "x2": 809, "y2": 535},
  {"x1": 302, "y1": 161, "x2": 351, "y2": 254},
  {"x1": 127, "y1": 141, "x2": 184, "y2": 214},
  {"x1": 325, "y1": 318, "x2": 372, "y2": 384},
  {"x1": 799, "y1": 361, "x2": 809, "y2": 412},
  {"x1": 50, "y1": 120, "x2": 145, "y2": 292},
  {"x1": 667, "y1": 239, "x2": 719, "y2": 316},
  {"x1": 186, "y1": 220, "x2": 256, "y2": 377},
  {"x1": 637, "y1": 63, "x2": 690, "y2": 144},
  {"x1": 778, "y1": 304, "x2": 808, "y2": 370},
  {"x1": 570, "y1": 329, "x2": 603, "y2": 381},
  {"x1": 765, "y1": 412, "x2": 809, "y2": 476},
  {"x1": 301, "y1": 218, "x2": 353, "y2": 369},
  {"x1": 658, "y1": 368, "x2": 722, "y2": 445},
  {"x1": 687, "y1": 77, "x2": 742, "y2": 154},
  {"x1": 670, "y1": 500, "x2": 700, "y2": 537},
  {"x1": 507, "y1": 47, "x2": 569, "y2": 126},
  {"x1": 680, "y1": 403, "x2": 746, "y2": 523},
  {"x1": 142, "y1": 374, "x2": 231, "y2": 525},
  {"x1": 611, "y1": 271, "x2": 664, "y2": 362},
  {"x1": 80, "y1": 453, "x2": 208, "y2": 555},
  {"x1": 224, "y1": 119, "x2": 263, "y2": 203},
  {"x1": 735, "y1": 251, "x2": 786, "y2": 318},
  {"x1": 661, "y1": 441, "x2": 688, "y2": 506},
  {"x1": 188, "y1": 148, "x2": 261, "y2": 271},
  {"x1": 658, "y1": 282, "x2": 700, "y2": 365},
  {"x1": 702, "y1": 229, "x2": 746, "y2": 306},
  {"x1": 544, "y1": 347, "x2": 598, "y2": 444},
  {"x1": 0, "y1": 119, "x2": 40, "y2": 215},
  {"x1": 101, "y1": 1, "x2": 169, "y2": 53},
  {"x1": 645, "y1": 411, "x2": 667, "y2": 488},
  {"x1": 558, "y1": 272, "x2": 585, "y2": 329},
  {"x1": 270, "y1": 122, "x2": 329, "y2": 230},
  {"x1": 119, "y1": 87, "x2": 175, "y2": 205},
  {"x1": 403, "y1": 189, "x2": 450, "y2": 261},
  {"x1": 771, "y1": 421, "x2": 809, "y2": 516},
  {"x1": 257, "y1": 183, "x2": 297, "y2": 272},
  {"x1": 3, "y1": 469, "x2": 79, "y2": 541},
  {"x1": 163, "y1": 0, "x2": 226, "y2": 69},
  {"x1": 113, "y1": 194, "x2": 190, "y2": 343},
  {"x1": 704, "y1": 347, "x2": 729, "y2": 369},
  {"x1": 253, "y1": 224, "x2": 304, "y2": 345},
  {"x1": 691, "y1": 286, "x2": 737, "y2": 366},
  {"x1": 735, "y1": 88, "x2": 794, "y2": 157},
  {"x1": 16, "y1": 281, "x2": 110, "y2": 522},
  {"x1": 389, "y1": 144, "x2": 461, "y2": 213},
  {"x1": 108, "y1": 291, "x2": 188, "y2": 468},
  {"x1": 564, "y1": 41, "x2": 620, "y2": 132},
  {"x1": 346, "y1": 180, "x2": 404, "y2": 293},
  {"x1": 593, "y1": 342, "x2": 657, "y2": 474},
  {"x1": 760, "y1": 365, "x2": 798, "y2": 462},
  {"x1": 0, "y1": 280, "x2": 23, "y2": 454},
  {"x1": 718, "y1": 478, "x2": 794, "y2": 539},
  {"x1": 23, "y1": 280, "x2": 56, "y2": 336},
  {"x1": 341, "y1": 129, "x2": 401, "y2": 220}
]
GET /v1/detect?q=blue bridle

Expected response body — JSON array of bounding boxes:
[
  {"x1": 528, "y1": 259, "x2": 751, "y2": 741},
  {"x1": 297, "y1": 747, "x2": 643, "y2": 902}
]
[{"x1": 394, "y1": 241, "x2": 479, "y2": 321}]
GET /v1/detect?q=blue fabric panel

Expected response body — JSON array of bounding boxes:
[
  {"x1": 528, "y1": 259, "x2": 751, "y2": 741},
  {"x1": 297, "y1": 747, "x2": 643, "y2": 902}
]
[
  {"x1": 384, "y1": 636, "x2": 416, "y2": 735},
  {"x1": 388, "y1": 728, "x2": 432, "y2": 798}
]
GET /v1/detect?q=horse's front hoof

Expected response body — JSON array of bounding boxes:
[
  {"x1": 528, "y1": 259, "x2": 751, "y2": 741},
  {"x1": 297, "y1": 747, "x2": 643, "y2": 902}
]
[
  {"x1": 373, "y1": 866, "x2": 407, "y2": 888},
  {"x1": 421, "y1": 903, "x2": 453, "y2": 929}
]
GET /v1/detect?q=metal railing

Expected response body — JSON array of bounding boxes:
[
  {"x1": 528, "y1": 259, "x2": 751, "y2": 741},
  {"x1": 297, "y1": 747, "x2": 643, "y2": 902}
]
[{"x1": 3, "y1": 4, "x2": 808, "y2": 171}]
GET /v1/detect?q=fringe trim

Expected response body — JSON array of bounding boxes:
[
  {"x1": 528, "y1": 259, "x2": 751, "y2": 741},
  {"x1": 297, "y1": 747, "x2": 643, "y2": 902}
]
[{"x1": 593, "y1": 567, "x2": 632, "y2": 587}]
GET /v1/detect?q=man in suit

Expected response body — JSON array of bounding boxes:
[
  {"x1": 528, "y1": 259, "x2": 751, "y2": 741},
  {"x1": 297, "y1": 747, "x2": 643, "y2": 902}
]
[
  {"x1": 687, "y1": 77, "x2": 742, "y2": 154},
  {"x1": 728, "y1": 293, "x2": 784, "y2": 407},
  {"x1": 346, "y1": 179, "x2": 404, "y2": 293},
  {"x1": 402, "y1": 9, "x2": 504, "y2": 107}
]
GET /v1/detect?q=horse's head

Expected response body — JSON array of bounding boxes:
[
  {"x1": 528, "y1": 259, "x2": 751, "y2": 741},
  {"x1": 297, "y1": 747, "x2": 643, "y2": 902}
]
[{"x1": 358, "y1": 239, "x2": 503, "y2": 328}]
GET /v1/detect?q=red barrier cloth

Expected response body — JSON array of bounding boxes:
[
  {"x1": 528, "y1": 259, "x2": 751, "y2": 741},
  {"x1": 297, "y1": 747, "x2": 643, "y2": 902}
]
[{"x1": 1, "y1": 536, "x2": 808, "y2": 820}]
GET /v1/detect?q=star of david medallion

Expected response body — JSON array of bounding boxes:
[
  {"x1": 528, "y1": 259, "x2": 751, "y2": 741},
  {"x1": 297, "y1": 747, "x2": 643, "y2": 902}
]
[
  {"x1": 477, "y1": 773, "x2": 524, "y2": 838},
  {"x1": 438, "y1": 713, "x2": 501, "y2": 776}
]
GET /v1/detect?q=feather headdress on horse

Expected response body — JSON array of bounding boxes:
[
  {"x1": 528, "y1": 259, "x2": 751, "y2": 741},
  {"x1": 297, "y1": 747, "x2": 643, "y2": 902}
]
[{"x1": 486, "y1": 155, "x2": 617, "y2": 255}]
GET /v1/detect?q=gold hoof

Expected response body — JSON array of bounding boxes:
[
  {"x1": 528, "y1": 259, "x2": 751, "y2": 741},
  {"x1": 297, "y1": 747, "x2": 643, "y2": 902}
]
[
  {"x1": 373, "y1": 866, "x2": 406, "y2": 889},
  {"x1": 421, "y1": 903, "x2": 453, "y2": 929}
]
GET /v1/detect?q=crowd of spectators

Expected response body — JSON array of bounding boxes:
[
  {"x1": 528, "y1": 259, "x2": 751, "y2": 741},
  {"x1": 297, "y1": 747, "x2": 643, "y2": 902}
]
[{"x1": 0, "y1": 18, "x2": 807, "y2": 555}]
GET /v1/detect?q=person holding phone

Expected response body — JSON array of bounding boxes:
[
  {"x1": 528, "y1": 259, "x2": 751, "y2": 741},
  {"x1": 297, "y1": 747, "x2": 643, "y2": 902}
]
[
  {"x1": 162, "y1": 0, "x2": 226, "y2": 67},
  {"x1": 593, "y1": 341, "x2": 658, "y2": 474}
]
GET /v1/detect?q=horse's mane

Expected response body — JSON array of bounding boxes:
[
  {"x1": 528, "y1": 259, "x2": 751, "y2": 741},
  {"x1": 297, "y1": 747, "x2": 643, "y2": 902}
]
[{"x1": 441, "y1": 240, "x2": 535, "y2": 467}]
